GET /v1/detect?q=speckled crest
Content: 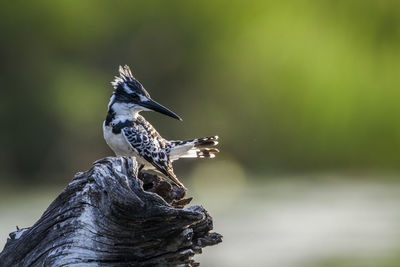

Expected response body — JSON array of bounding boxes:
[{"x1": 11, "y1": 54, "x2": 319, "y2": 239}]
[{"x1": 111, "y1": 65, "x2": 150, "y2": 98}]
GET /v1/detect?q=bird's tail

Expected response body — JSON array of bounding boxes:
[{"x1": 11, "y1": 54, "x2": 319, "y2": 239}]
[{"x1": 169, "y1": 136, "x2": 219, "y2": 161}]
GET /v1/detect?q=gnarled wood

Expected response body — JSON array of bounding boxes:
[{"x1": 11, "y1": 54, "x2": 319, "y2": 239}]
[{"x1": 0, "y1": 157, "x2": 222, "y2": 266}]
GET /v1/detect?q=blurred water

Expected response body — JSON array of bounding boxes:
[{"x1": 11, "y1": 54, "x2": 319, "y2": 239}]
[
  {"x1": 1, "y1": 178, "x2": 400, "y2": 267},
  {"x1": 192, "y1": 177, "x2": 400, "y2": 267},
  {"x1": 0, "y1": 185, "x2": 65, "y2": 246}
]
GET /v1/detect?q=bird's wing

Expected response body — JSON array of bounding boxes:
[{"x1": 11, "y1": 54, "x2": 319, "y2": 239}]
[{"x1": 121, "y1": 126, "x2": 184, "y2": 188}]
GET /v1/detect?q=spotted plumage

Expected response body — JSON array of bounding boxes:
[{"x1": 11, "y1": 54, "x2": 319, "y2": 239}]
[
  {"x1": 122, "y1": 116, "x2": 174, "y2": 180},
  {"x1": 103, "y1": 65, "x2": 219, "y2": 188}
]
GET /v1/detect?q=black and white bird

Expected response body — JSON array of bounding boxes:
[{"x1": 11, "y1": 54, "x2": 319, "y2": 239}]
[{"x1": 103, "y1": 65, "x2": 219, "y2": 188}]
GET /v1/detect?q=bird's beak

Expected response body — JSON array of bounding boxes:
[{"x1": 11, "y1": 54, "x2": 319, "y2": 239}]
[{"x1": 140, "y1": 98, "x2": 182, "y2": 121}]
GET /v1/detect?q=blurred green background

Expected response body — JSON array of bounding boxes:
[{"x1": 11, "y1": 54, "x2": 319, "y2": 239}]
[{"x1": 1, "y1": 1, "x2": 400, "y2": 266}]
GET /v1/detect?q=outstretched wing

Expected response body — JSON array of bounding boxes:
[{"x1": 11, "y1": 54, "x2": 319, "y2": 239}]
[{"x1": 121, "y1": 126, "x2": 184, "y2": 188}]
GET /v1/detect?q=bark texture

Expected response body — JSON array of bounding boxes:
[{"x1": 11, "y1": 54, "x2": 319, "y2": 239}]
[{"x1": 0, "y1": 157, "x2": 222, "y2": 266}]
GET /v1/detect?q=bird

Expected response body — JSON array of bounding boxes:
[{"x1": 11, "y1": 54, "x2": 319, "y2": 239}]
[{"x1": 103, "y1": 65, "x2": 219, "y2": 188}]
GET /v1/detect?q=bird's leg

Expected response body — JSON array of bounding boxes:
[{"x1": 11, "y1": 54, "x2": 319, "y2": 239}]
[{"x1": 138, "y1": 164, "x2": 145, "y2": 173}]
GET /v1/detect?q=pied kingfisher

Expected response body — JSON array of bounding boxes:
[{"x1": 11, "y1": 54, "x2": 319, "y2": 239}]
[{"x1": 103, "y1": 65, "x2": 219, "y2": 188}]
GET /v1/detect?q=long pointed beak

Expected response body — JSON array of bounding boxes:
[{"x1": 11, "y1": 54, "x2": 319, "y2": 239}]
[{"x1": 140, "y1": 98, "x2": 182, "y2": 121}]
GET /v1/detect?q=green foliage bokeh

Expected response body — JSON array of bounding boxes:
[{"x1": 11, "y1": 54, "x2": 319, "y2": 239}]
[{"x1": 1, "y1": 0, "x2": 399, "y2": 183}]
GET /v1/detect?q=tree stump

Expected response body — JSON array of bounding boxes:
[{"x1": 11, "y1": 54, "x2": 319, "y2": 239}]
[{"x1": 0, "y1": 157, "x2": 222, "y2": 266}]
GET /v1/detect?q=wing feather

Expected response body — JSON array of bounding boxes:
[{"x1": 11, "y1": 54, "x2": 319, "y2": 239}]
[{"x1": 121, "y1": 126, "x2": 184, "y2": 187}]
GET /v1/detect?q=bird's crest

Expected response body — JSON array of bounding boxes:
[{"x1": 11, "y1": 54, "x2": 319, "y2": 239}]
[
  {"x1": 111, "y1": 65, "x2": 149, "y2": 97},
  {"x1": 111, "y1": 65, "x2": 135, "y2": 89}
]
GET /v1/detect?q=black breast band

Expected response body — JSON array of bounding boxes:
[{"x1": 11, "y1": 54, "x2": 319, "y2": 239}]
[{"x1": 112, "y1": 120, "x2": 133, "y2": 134}]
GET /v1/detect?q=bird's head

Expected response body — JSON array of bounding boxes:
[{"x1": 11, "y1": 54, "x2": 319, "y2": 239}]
[{"x1": 108, "y1": 65, "x2": 182, "y2": 120}]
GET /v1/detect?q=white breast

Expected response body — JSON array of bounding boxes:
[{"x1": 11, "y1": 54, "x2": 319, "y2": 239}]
[
  {"x1": 103, "y1": 122, "x2": 132, "y2": 156},
  {"x1": 102, "y1": 121, "x2": 151, "y2": 167}
]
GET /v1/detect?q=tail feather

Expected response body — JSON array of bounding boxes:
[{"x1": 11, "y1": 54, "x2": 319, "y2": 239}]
[
  {"x1": 196, "y1": 148, "x2": 220, "y2": 158},
  {"x1": 169, "y1": 136, "x2": 219, "y2": 161}
]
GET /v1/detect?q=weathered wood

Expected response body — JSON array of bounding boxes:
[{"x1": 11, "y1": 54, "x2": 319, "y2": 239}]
[{"x1": 0, "y1": 157, "x2": 222, "y2": 266}]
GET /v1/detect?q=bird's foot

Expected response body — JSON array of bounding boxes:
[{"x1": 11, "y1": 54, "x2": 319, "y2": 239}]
[{"x1": 138, "y1": 163, "x2": 145, "y2": 173}]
